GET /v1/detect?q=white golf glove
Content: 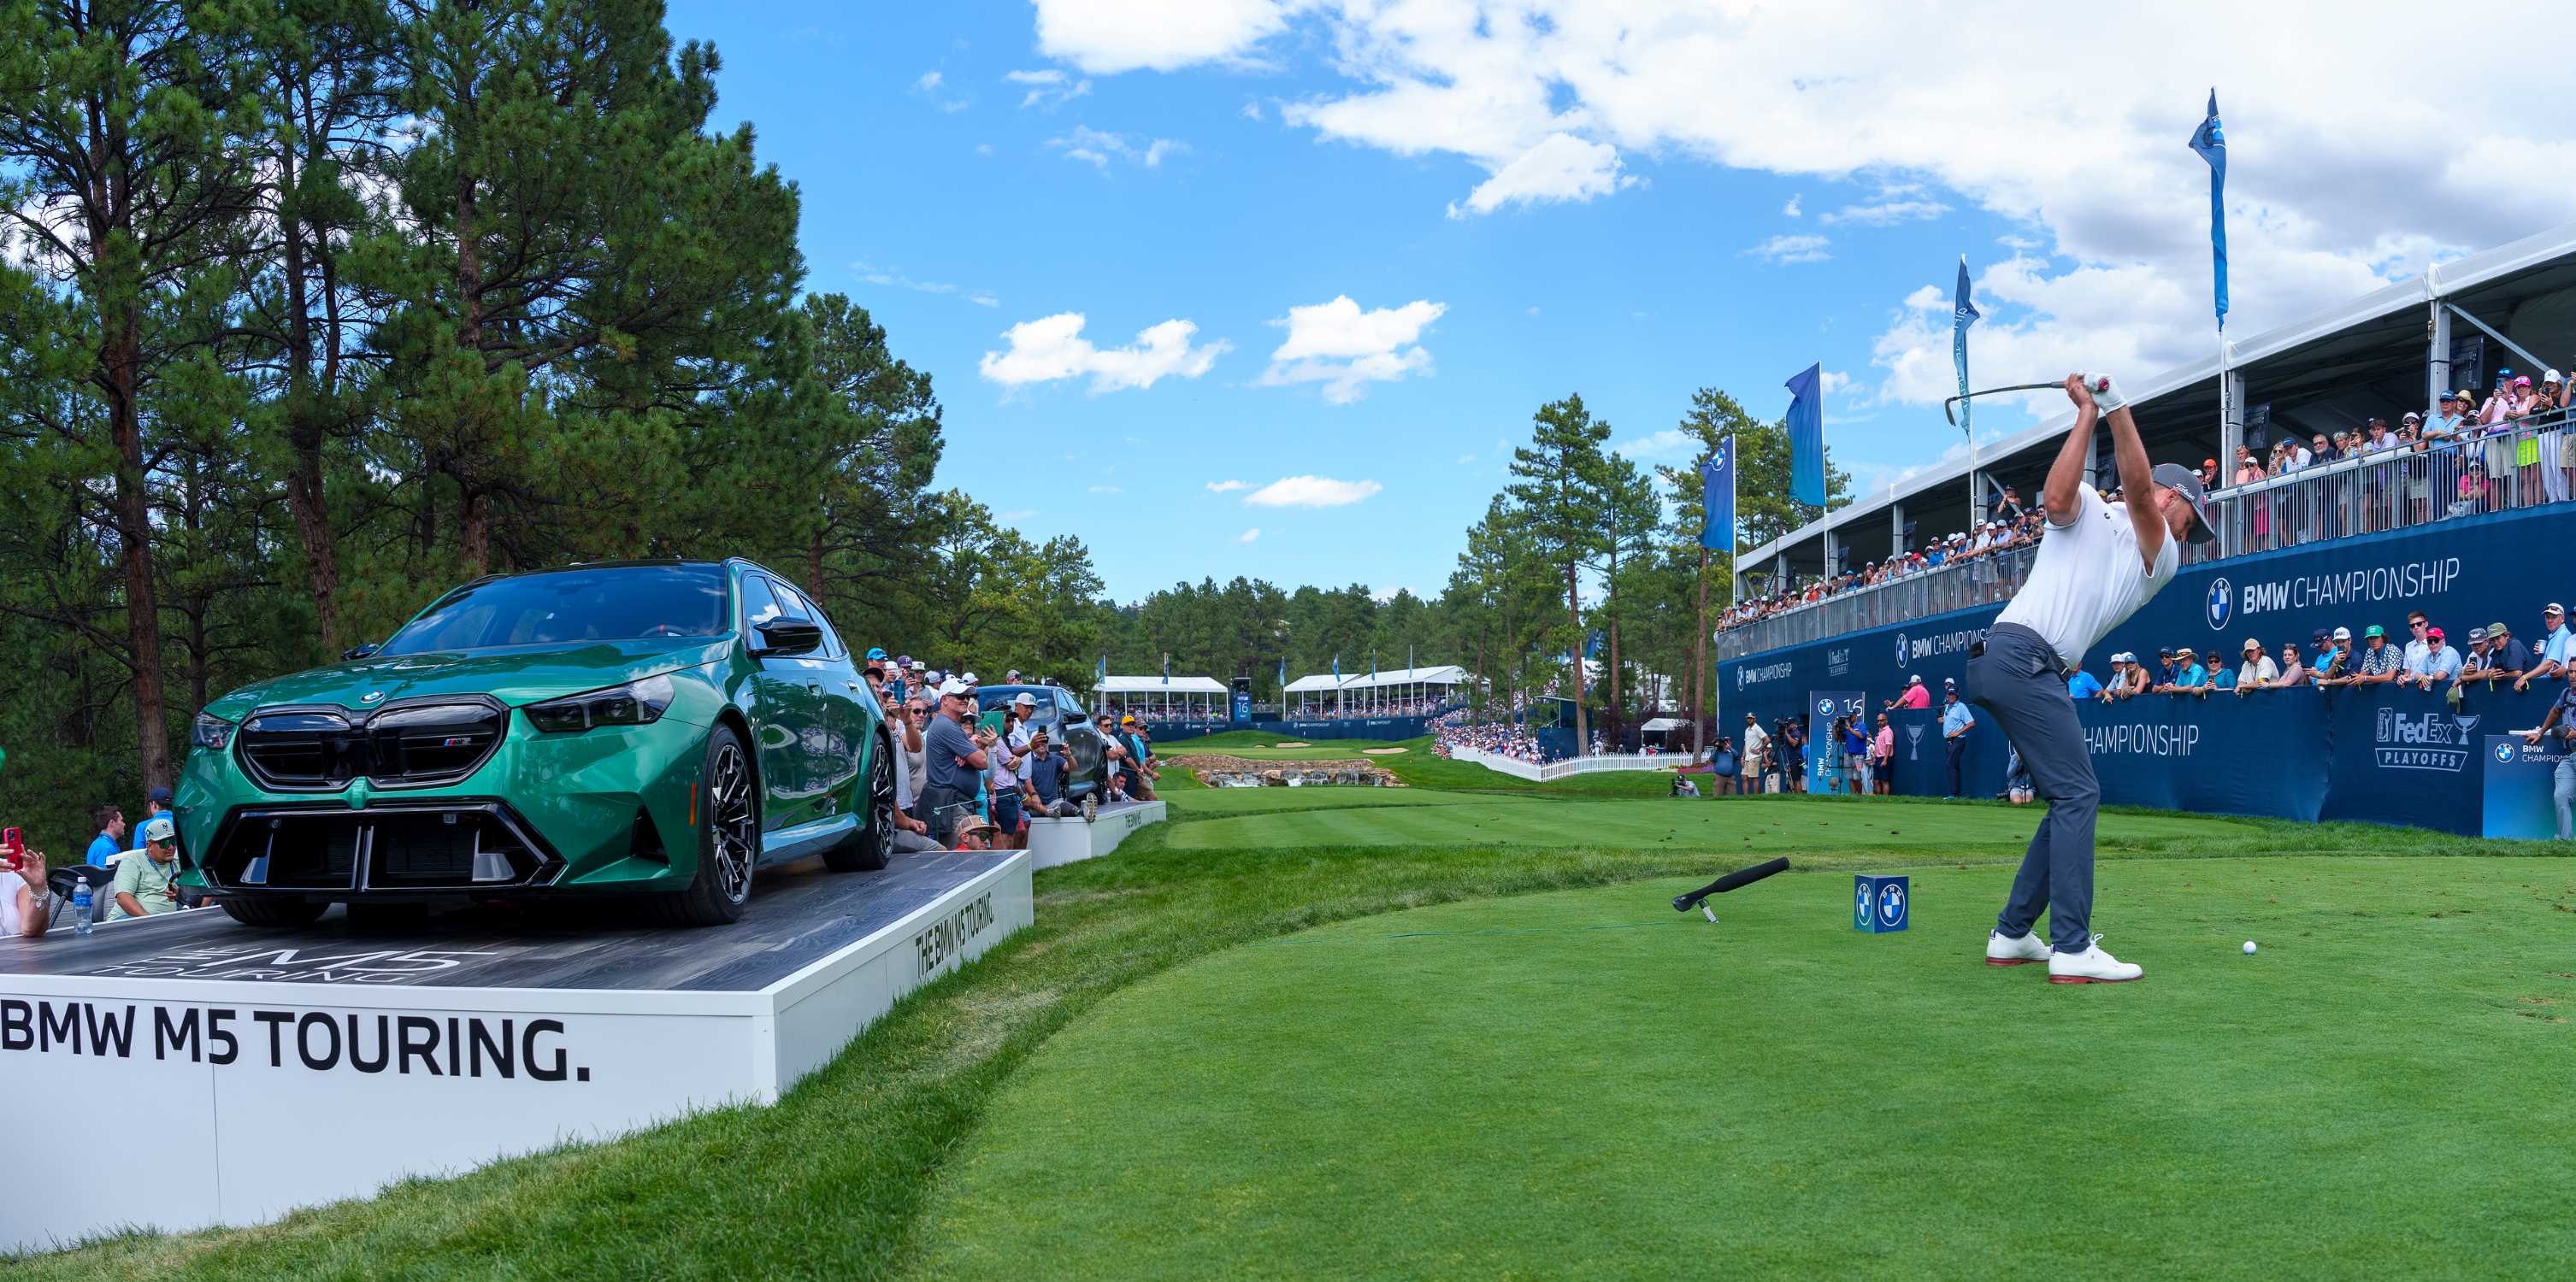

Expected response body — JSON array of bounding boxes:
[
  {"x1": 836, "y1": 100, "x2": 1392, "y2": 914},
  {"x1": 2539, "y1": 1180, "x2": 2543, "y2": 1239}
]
[{"x1": 2081, "y1": 373, "x2": 2127, "y2": 412}]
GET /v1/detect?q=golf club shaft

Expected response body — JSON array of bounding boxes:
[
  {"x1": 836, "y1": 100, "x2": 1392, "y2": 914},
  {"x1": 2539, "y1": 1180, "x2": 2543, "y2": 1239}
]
[
  {"x1": 1672, "y1": 856, "x2": 1790, "y2": 911},
  {"x1": 1942, "y1": 381, "x2": 2066, "y2": 426}
]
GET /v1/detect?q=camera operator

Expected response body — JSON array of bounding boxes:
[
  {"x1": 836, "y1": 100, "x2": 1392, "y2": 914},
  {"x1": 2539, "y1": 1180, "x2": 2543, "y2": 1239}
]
[{"x1": 3, "y1": 828, "x2": 54, "y2": 938}]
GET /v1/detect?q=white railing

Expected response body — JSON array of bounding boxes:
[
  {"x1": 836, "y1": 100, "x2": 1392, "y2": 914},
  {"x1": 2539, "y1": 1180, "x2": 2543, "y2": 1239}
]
[{"x1": 1450, "y1": 746, "x2": 1679, "y2": 782}]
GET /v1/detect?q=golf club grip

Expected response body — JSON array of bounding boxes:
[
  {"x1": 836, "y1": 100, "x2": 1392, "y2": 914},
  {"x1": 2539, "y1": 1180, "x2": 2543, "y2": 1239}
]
[{"x1": 1671, "y1": 856, "x2": 1789, "y2": 910}]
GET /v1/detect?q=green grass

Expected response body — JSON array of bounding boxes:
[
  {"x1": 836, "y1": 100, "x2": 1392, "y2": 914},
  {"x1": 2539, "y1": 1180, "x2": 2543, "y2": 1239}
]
[
  {"x1": 14, "y1": 780, "x2": 2564, "y2": 1279},
  {"x1": 917, "y1": 859, "x2": 2576, "y2": 1279}
]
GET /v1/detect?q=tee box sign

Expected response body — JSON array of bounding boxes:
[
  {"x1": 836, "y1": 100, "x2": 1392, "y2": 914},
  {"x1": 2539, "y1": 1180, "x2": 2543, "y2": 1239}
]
[{"x1": 1854, "y1": 874, "x2": 1909, "y2": 933}]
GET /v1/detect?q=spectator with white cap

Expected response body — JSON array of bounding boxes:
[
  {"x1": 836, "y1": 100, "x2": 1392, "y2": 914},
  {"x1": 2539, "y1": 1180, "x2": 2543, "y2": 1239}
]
[
  {"x1": 2516, "y1": 603, "x2": 2571, "y2": 692},
  {"x1": 1890, "y1": 673, "x2": 1931, "y2": 709}
]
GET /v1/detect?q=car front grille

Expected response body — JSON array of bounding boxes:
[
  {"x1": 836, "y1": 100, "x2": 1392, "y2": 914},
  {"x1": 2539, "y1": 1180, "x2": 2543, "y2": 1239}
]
[
  {"x1": 200, "y1": 801, "x2": 557, "y2": 891},
  {"x1": 236, "y1": 699, "x2": 505, "y2": 791}
]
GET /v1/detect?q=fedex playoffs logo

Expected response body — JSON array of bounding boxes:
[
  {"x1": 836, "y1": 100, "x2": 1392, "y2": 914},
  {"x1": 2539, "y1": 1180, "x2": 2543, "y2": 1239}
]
[
  {"x1": 2375, "y1": 709, "x2": 2479, "y2": 772},
  {"x1": 2204, "y1": 578, "x2": 2232, "y2": 630}
]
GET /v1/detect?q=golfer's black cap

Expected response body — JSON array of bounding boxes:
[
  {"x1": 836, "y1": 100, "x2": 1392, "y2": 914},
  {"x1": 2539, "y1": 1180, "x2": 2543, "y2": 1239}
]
[
  {"x1": 2159, "y1": 646, "x2": 2175, "y2": 657},
  {"x1": 2149, "y1": 462, "x2": 2219, "y2": 543}
]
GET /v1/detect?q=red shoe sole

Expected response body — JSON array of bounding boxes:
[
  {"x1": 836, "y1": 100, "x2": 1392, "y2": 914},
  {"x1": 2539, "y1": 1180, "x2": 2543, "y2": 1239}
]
[
  {"x1": 1984, "y1": 957, "x2": 2043, "y2": 967},
  {"x1": 2047, "y1": 974, "x2": 2142, "y2": 984}
]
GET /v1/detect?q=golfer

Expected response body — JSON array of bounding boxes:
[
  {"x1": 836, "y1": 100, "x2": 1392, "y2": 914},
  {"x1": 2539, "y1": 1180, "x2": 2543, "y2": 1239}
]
[{"x1": 1972, "y1": 373, "x2": 2214, "y2": 984}]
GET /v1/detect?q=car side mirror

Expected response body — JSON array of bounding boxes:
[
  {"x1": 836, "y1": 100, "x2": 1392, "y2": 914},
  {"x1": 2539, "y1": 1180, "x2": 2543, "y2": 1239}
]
[
  {"x1": 753, "y1": 617, "x2": 823, "y2": 657},
  {"x1": 342, "y1": 642, "x2": 378, "y2": 661}
]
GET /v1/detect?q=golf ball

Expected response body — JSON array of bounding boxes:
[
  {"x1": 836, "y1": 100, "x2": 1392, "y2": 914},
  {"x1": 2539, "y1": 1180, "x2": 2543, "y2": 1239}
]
[{"x1": 2243, "y1": 941, "x2": 2258, "y2": 955}]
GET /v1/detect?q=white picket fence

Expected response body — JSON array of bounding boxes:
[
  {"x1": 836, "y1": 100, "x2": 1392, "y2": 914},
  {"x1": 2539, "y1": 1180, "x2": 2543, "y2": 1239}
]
[{"x1": 1450, "y1": 747, "x2": 1681, "y2": 783}]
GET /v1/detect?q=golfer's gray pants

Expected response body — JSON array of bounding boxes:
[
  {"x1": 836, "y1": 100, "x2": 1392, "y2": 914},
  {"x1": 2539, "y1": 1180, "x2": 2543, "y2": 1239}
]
[
  {"x1": 2554, "y1": 756, "x2": 2576, "y2": 841},
  {"x1": 1969, "y1": 624, "x2": 2099, "y2": 954}
]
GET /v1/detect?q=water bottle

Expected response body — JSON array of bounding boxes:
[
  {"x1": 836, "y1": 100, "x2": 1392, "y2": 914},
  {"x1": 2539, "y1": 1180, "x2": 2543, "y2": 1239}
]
[{"x1": 71, "y1": 876, "x2": 93, "y2": 936}]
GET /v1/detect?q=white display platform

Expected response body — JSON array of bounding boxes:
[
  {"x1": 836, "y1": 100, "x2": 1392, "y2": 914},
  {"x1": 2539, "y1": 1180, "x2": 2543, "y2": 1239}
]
[
  {"x1": 0, "y1": 850, "x2": 1031, "y2": 1255},
  {"x1": 1026, "y1": 798, "x2": 1165, "y2": 869}
]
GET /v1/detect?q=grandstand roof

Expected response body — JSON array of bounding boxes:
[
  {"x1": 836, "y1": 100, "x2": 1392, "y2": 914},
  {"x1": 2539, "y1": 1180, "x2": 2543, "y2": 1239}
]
[
  {"x1": 1096, "y1": 674, "x2": 1228, "y2": 695},
  {"x1": 1738, "y1": 217, "x2": 2576, "y2": 573},
  {"x1": 1282, "y1": 665, "x2": 1469, "y2": 693}
]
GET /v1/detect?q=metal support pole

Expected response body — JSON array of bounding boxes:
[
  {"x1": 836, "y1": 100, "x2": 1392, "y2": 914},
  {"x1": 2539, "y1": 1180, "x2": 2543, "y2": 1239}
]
[
  {"x1": 2428, "y1": 300, "x2": 2452, "y2": 420},
  {"x1": 1889, "y1": 499, "x2": 1906, "y2": 560},
  {"x1": 2448, "y1": 303, "x2": 2547, "y2": 379},
  {"x1": 2220, "y1": 368, "x2": 2246, "y2": 473}
]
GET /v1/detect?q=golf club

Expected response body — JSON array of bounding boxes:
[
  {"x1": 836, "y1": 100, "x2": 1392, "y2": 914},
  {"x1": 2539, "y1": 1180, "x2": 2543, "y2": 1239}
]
[
  {"x1": 1671, "y1": 856, "x2": 1790, "y2": 914},
  {"x1": 1943, "y1": 375, "x2": 2116, "y2": 426}
]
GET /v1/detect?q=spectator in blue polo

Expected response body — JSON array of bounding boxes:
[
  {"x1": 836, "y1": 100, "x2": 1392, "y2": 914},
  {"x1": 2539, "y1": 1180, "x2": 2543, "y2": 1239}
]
[
  {"x1": 2167, "y1": 645, "x2": 2209, "y2": 694},
  {"x1": 82, "y1": 804, "x2": 126, "y2": 867},
  {"x1": 2066, "y1": 662, "x2": 2103, "y2": 700},
  {"x1": 1940, "y1": 687, "x2": 1974, "y2": 797},
  {"x1": 2514, "y1": 603, "x2": 2570, "y2": 693},
  {"x1": 2408, "y1": 626, "x2": 2461, "y2": 691}
]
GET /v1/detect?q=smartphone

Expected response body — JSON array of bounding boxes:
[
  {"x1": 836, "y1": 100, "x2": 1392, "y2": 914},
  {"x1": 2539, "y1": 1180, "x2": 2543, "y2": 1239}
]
[{"x1": 2, "y1": 827, "x2": 21, "y2": 872}]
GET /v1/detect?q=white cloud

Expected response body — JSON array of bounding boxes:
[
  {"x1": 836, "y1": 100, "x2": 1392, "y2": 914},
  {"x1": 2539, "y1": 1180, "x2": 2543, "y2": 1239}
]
[
  {"x1": 1817, "y1": 185, "x2": 1950, "y2": 226},
  {"x1": 979, "y1": 313, "x2": 1231, "y2": 394},
  {"x1": 1005, "y1": 68, "x2": 1093, "y2": 109},
  {"x1": 1455, "y1": 452, "x2": 1477, "y2": 464},
  {"x1": 1241, "y1": 100, "x2": 1264, "y2": 121},
  {"x1": 1040, "y1": 2, "x2": 2576, "y2": 431},
  {"x1": 1446, "y1": 132, "x2": 1632, "y2": 218},
  {"x1": 1819, "y1": 370, "x2": 1854, "y2": 396},
  {"x1": 1205, "y1": 479, "x2": 1250, "y2": 493},
  {"x1": 1615, "y1": 429, "x2": 1693, "y2": 459},
  {"x1": 1048, "y1": 126, "x2": 1183, "y2": 169},
  {"x1": 1744, "y1": 234, "x2": 1831, "y2": 265},
  {"x1": 851, "y1": 260, "x2": 995, "y2": 306},
  {"x1": 1524, "y1": 305, "x2": 1540, "y2": 316},
  {"x1": 1257, "y1": 296, "x2": 1446, "y2": 403},
  {"x1": 1242, "y1": 475, "x2": 1382, "y2": 508},
  {"x1": 1239, "y1": 526, "x2": 1262, "y2": 543},
  {"x1": 975, "y1": 143, "x2": 993, "y2": 156},
  {"x1": 1088, "y1": 485, "x2": 1123, "y2": 493},
  {"x1": 915, "y1": 70, "x2": 942, "y2": 91},
  {"x1": 1782, "y1": 193, "x2": 1801, "y2": 218},
  {"x1": 911, "y1": 68, "x2": 970, "y2": 113},
  {"x1": 1032, "y1": 0, "x2": 1294, "y2": 74}
]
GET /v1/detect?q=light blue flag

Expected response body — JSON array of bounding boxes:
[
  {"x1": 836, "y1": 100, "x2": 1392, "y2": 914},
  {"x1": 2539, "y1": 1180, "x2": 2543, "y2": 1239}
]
[
  {"x1": 1785, "y1": 363, "x2": 1825, "y2": 507},
  {"x1": 1699, "y1": 440, "x2": 1735, "y2": 551},
  {"x1": 1952, "y1": 256, "x2": 1979, "y2": 439},
  {"x1": 2189, "y1": 90, "x2": 2227, "y2": 331}
]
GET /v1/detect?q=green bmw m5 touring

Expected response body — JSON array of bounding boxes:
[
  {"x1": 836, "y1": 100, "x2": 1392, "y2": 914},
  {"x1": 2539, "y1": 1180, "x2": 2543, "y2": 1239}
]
[{"x1": 174, "y1": 559, "x2": 899, "y2": 927}]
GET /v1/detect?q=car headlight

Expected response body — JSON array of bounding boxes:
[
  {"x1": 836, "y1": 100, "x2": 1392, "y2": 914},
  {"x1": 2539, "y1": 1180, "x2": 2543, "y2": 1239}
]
[
  {"x1": 524, "y1": 673, "x2": 677, "y2": 733},
  {"x1": 191, "y1": 712, "x2": 236, "y2": 751}
]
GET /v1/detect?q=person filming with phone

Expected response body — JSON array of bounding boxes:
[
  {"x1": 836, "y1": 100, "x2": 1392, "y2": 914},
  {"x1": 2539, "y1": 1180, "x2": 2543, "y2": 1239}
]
[{"x1": 3, "y1": 825, "x2": 55, "y2": 938}]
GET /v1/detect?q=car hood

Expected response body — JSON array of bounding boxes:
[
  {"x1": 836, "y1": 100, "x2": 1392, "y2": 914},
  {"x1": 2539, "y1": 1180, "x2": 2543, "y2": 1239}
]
[{"x1": 203, "y1": 638, "x2": 732, "y2": 719}]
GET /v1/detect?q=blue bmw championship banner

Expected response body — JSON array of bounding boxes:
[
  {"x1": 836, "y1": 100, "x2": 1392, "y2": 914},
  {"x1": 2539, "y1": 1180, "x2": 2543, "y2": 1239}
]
[
  {"x1": 1700, "y1": 440, "x2": 1735, "y2": 551},
  {"x1": 2482, "y1": 734, "x2": 2567, "y2": 838},
  {"x1": 1785, "y1": 362, "x2": 1824, "y2": 507}
]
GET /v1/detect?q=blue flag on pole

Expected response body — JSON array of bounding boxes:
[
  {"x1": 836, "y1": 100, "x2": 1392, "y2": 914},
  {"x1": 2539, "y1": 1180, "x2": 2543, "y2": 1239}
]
[
  {"x1": 2189, "y1": 90, "x2": 2228, "y2": 331},
  {"x1": 1698, "y1": 440, "x2": 1735, "y2": 551},
  {"x1": 1785, "y1": 362, "x2": 1825, "y2": 507},
  {"x1": 1278, "y1": 656, "x2": 1287, "y2": 690},
  {"x1": 1952, "y1": 256, "x2": 1979, "y2": 439},
  {"x1": 1161, "y1": 652, "x2": 1169, "y2": 685}
]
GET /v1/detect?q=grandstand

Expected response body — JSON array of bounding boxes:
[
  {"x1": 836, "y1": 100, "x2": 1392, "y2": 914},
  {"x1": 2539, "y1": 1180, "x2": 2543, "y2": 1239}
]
[
  {"x1": 1281, "y1": 664, "x2": 1468, "y2": 718},
  {"x1": 1094, "y1": 674, "x2": 1230, "y2": 724},
  {"x1": 1714, "y1": 219, "x2": 2576, "y2": 838}
]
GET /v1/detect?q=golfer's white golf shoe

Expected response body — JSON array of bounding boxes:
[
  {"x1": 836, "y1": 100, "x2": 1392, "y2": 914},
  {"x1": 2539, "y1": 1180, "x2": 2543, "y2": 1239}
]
[
  {"x1": 2047, "y1": 935, "x2": 2143, "y2": 985},
  {"x1": 1984, "y1": 929, "x2": 2051, "y2": 967}
]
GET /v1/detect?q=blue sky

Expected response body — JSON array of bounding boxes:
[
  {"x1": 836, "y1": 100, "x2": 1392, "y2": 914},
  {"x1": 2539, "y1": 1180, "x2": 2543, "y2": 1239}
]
[{"x1": 662, "y1": 2, "x2": 2570, "y2": 602}]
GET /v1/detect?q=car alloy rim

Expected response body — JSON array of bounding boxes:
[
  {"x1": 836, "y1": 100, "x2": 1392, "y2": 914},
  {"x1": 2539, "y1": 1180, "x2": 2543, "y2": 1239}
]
[
  {"x1": 871, "y1": 738, "x2": 897, "y2": 850},
  {"x1": 709, "y1": 741, "x2": 755, "y2": 902}
]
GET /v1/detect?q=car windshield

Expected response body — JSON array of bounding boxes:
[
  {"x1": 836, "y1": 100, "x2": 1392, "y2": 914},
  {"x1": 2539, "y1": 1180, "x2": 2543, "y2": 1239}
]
[{"x1": 377, "y1": 565, "x2": 731, "y2": 656}]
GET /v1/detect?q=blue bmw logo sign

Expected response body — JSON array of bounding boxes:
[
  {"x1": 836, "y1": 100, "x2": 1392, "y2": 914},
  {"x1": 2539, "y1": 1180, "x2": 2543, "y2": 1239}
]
[
  {"x1": 2496, "y1": 741, "x2": 2516, "y2": 764},
  {"x1": 1877, "y1": 882, "x2": 1907, "y2": 926},
  {"x1": 1817, "y1": 697, "x2": 1833, "y2": 715},
  {"x1": 1895, "y1": 632, "x2": 1908, "y2": 666},
  {"x1": 2204, "y1": 577, "x2": 2233, "y2": 631}
]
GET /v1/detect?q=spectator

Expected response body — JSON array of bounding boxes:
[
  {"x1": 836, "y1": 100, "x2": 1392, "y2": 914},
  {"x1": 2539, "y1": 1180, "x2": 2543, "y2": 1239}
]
[
  {"x1": 2160, "y1": 646, "x2": 2208, "y2": 694},
  {"x1": 952, "y1": 815, "x2": 999, "y2": 851},
  {"x1": 2522, "y1": 662, "x2": 2576, "y2": 840},
  {"x1": 1871, "y1": 712, "x2": 1895, "y2": 795},
  {"x1": 1940, "y1": 688, "x2": 1974, "y2": 797},
  {"x1": 2409, "y1": 626, "x2": 2461, "y2": 691},
  {"x1": 2468, "y1": 620, "x2": 2531, "y2": 689},
  {"x1": 2236, "y1": 638, "x2": 2279, "y2": 690},
  {"x1": 2311, "y1": 628, "x2": 2349, "y2": 682},
  {"x1": 2003, "y1": 744, "x2": 2034, "y2": 806},
  {"x1": 3, "y1": 836, "x2": 52, "y2": 938},
  {"x1": 1708, "y1": 736, "x2": 1740, "y2": 795},
  {"x1": 105, "y1": 815, "x2": 181, "y2": 921},
  {"x1": 1670, "y1": 771, "x2": 1700, "y2": 798},
  {"x1": 1740, "y1": 713, "x2": 1769, "y2": 779},
  {"x1": 1023, "y1": 729, "x2": 1082, "y2": 818},
  {"x1": 2231, "y1": 446, "x2": 2263, "y2": 487},
  {"x1": 2271, "y1": 641, "x2": 2307, "y2": 689},
  {"x1": 2400, "y1": 610, "x2": 2434, "y2": 676},
  {"x1": 1841, "y1": 715, "x2": 1870, "y2": 795},
  {"x1": 986, "y1": 709, "x2": 1029, "y2": 851},
  {"x1": 82, "y1": 805, "x2": 124, "y2": 868},
  {"x1": 2198, "y1": 457, "x2": 2220, "y2": 491},
  {"x1": 920, "y1": 679, "x2": 987, "y2": 844},
  {"x1": 1781, "y1": 718, "x2": 1808, "y2": 793},
  {"x1": 2148, "y1": 647, "x2": 2179, "y2": 691},
  {"x1": 2066, "y1": 663, "x2": 2103, "y2": 700},
  {"x1": 2208, "y1": 657, "x2": 2237, "y2": 691},
  {"x1": 1120, "y1": 716, "x2": 1160, "y2": 801},
  {"x1": 144, "y1": 786, "x2": 171, "y2": 826},
  {"x1": 1891, "y1": 675, "x2": 1931, "y2": 709},
  {"x1": 2516, "y1": 603, "x2": 2570, "y2": 692},
  {"x1": 2336, "y1": 624, "x2": 2402, "y2": 685}
]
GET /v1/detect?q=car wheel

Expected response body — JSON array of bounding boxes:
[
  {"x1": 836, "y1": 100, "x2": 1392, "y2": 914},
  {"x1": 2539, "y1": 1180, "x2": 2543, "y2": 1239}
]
[
  {"x1": 219, "y1": 897, "x2": 330, "y2": 929},
  {"x1": 826, "y1": 730, "x2": 895, "y2": 873},
  {"x1": 655, "y1": 724, "x2": 757, "y2": 926}
]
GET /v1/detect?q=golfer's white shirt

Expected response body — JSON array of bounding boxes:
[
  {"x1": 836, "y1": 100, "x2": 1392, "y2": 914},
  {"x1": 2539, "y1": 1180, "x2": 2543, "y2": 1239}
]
[{"x1": 1996, "y1": 485, "x2": 2179, "y2": 670}]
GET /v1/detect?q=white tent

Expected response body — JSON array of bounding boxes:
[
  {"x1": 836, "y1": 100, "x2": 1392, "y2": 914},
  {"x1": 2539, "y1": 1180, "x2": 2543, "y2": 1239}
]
[
  {"x1": 1093, "y1": 674, "x2": 1229, "y2": 722},
  {"x1": 1281, "y1": 664, "x2": 1467, "y2": 717}
]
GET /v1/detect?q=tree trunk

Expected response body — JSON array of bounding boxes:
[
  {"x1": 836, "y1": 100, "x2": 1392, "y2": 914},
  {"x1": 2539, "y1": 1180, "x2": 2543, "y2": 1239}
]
[
  {"x1": 279, "y1": 144, "x2": 341, "y2": 654},
  {"x1": 806, "y1": 528, "x2": 826, "y2": 600},
  {"x1": 1565, "y1": 561, "x2": 1588, "y2": 753},
  {"x1": 1605, "y1": 542, "x2": 1624, "y2": 749},
  {"x1": 109, "y1": 326, "x2": 171, "y2": 793},
  {"x1": 458, "y1": 490, "x2": 491, "y2": 579},
  {"x1": 1693, "y1": 545, "x2": 1708, "y2": 757}
]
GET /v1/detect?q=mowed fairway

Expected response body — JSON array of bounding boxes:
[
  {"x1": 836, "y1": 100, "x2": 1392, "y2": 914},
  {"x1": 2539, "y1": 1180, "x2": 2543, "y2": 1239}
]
[
  {"x1": 921, "y1": 856, "x2": 2576, "y2": 1279},
  {"x1": 1162, "y1": 787, "x2": 2241, "y2": 853}
]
